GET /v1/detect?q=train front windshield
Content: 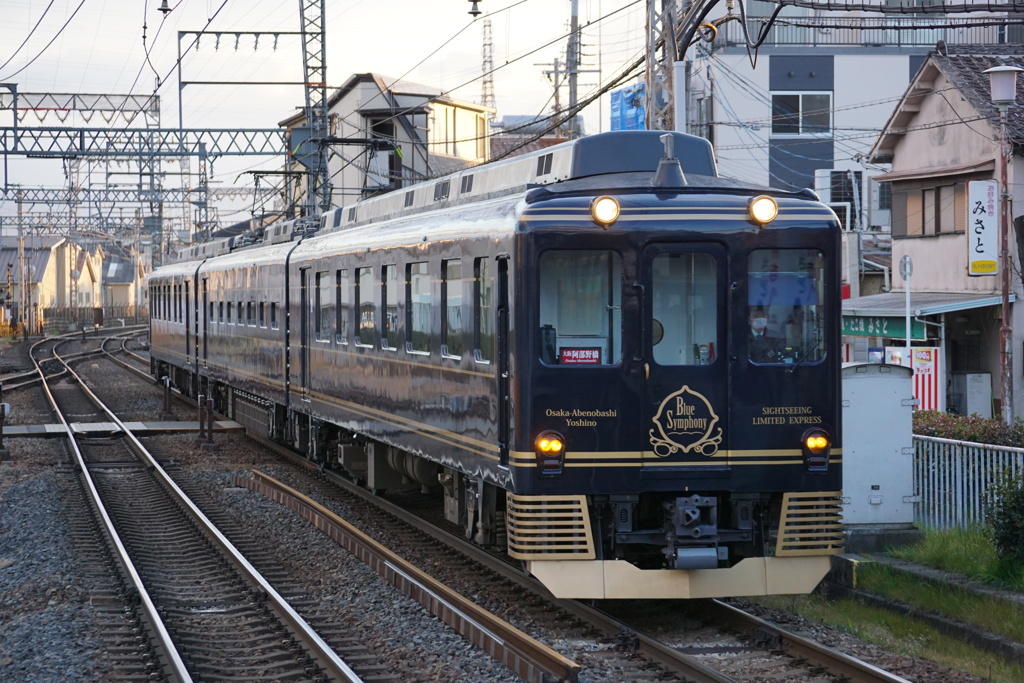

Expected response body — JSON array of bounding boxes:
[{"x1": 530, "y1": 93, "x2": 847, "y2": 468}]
[{"x1": 747, "y1": 249, "x2": 826, "y2": 365}]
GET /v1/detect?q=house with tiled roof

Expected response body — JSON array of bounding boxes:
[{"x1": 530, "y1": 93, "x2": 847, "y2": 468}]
[{"x1": 843, "y1": 44, "x2": 1024, "y2": 418}]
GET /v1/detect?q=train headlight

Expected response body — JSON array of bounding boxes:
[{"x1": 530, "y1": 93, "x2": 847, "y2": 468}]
[
  {"x1": 802, "y1": 428, "x2": 831, "y2": 472},
  {"x1": 748, "y1": 195, "x2": 779, "y2": 226},
  {"x1": 591, "y1": 196, "x2": 620, "y2": 227},
  {"x1": 535, "y1": 430, "x2": 566, "y2": 475}
]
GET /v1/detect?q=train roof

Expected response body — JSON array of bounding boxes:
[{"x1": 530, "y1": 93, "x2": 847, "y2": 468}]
[
  {"x1": 164, "y1": 131, "x2": 820, "y2": 266},
  {"x1": 318, "y1": 131, "x2": 717, "y2": 234}
]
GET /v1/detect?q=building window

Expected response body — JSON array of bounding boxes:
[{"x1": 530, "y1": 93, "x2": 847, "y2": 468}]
[
  {"x1": 877, "y1": 180, "x2": 892, "y2": 211},
  {"x1": 771, "y1": 92, "x2": 831, "y2": 135}
]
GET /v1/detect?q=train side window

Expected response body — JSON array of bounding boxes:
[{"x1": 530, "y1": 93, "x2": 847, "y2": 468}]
[
  {"x1": 247, "y1": 302, "x2": 255, "y2": 326},
  {"x1": 381, "y1": 264, "x2": 398, "y2": 350},
  {"x1": 407, "y1": 261, "x2": 430, "y2": 354},
  {"x1": 270, "y1": 302, "x2": 279, "y2": 330},
  {"x1": 474, "y1": 257, "x2": 494, "y2": 363},
  {"x1": 442, "y1": 259, "x2": 463, "y2": 358},
  {"x1": 355, "y1": 266, "x2": 375, "y2": 347},
  {"x1": 650, "y1": 252, "x2": 717, "y2": 366},
  {"x1": 259, "y1": 302, "x2": 266, "y2": 328},
  {"x1": 747, "y1": 249, "x2": 826, "y2": 365},
  {"x1": 335, "y1": 269, "x2": 349, "y2": 344},
  {"x1": 219, "y1": 301, "x2": 224, "y2": 323},
  {"x1": 316, "y1": 270, "x2": 331, "y2": 342},
  {"x1": 538, "y1": 250, "x2": 621, "y2": 365},
  {"x1": 209, "y1": 301, "x2": 215, "y2": 323},
  {"x1": 227, "y1": 301, "x2": 234, "y2": 324}
]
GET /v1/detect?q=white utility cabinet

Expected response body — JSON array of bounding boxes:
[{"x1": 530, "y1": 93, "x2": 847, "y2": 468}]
[{"x1": 841, "y1": 363, "x2": 918, "y2": 547}]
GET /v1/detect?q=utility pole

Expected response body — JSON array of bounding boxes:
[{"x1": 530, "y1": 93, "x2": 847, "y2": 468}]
[
  {"x1": 542, "y1": 58, "x2": 567, "y2": 135},
  {"x1": 17, "y1": 192, "x2": 27, "y2": 338},
  {"x1": 646, "y1": 0, "x2": 678, "y2": 130},
  {"x1": 567, "y1": 0, "x2": 581, "y2": 138}
]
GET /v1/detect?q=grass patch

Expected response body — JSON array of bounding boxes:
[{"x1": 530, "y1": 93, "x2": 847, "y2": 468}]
[
  {"x1": 888, "y1": 526, "x2": 1024, "y2": 591},
  {"x1": 754, "y1": 593, "x2": 1024, "y2": 683},
  {"x1": 855, "y1": 563, "x2": 1024, "y2": 642}
]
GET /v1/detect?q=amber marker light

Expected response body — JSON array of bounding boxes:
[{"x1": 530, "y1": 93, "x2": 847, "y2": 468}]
[
  {"x1": 535, "y1": 430, "x2": 566, "y2": 475},
  {"x1": 802, "y1": 428, "x2": 831, "y2": 472},
  {"x1": 591, "y1": 196, "x2": 620, "y2": 226},
  {"x1": 748, "y1": 195, "x2": 779, "y2": 226}
]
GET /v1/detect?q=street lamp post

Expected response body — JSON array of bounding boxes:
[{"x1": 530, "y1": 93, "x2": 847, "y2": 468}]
[{"x1": 984, "y1": 65, "x2": 1023, "y2": 425}]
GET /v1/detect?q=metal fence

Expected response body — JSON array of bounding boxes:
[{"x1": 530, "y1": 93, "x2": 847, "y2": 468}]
[
  {"x1": 39, "y1": 305, "x2": 148, "y2": 333},
  {"x1": 914, "y1": 435, "x2": 1024, "y2": 529}
]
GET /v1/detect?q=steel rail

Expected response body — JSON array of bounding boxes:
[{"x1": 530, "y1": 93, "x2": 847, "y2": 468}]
[
  {"x1": 252, "y1": 441, "x2": 736, "y2": 683},
  {"x1": 703, "y1": 599, "x2": 911, "y2": 683},
  {"x1": 239, "y1": 468, "x2": 582, "y2": 683},
  {"x1": 29, "y1": 336, "x2": 193, "y2": 683},
  {"x1": 47, "y1": 342, "x2": 364, "y2": 683},
  {"x1": 268, "y1": 443, "x2": 911, "y2": 683}
]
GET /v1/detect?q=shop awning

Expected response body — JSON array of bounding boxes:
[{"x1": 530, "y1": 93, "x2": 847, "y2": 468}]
[{"x1": 842, "y1": 291, "x2": 1015, "y2": 339}]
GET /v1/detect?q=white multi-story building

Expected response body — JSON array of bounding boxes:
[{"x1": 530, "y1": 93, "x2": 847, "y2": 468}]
[{"x1": 687, "y1": 0, "x2": 1018, "y2": 239}]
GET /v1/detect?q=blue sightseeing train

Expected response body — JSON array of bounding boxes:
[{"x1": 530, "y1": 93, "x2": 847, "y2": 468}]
[{"x1": 149, "y1": 131, "x2": 844, "y2": 599}]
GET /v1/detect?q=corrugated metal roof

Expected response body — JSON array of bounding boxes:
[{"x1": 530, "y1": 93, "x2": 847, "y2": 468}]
[
  {"x1": 843, "y1": 291, "x2": 1015, "y2": 317},
  {"x1": 0, "y1": 246, "x2": 58, "y2": 283}
]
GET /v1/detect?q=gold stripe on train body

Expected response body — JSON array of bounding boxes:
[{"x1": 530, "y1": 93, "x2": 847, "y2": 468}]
[{"x1": 508, "y1": 449, "x2": 842, "y2": 467}]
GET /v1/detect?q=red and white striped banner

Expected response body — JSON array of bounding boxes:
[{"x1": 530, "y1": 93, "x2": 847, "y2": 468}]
[
  {"x1": 911, "y1": 347, "x2": 942, "y2": 411},
  {"x1": 882, "y1": 346, "x2": 943, "y2": 412}
]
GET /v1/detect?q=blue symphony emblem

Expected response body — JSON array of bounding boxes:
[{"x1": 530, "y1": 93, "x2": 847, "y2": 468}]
[{"x1": 649, "y1": 385, "x2": 723, "y2": 457}]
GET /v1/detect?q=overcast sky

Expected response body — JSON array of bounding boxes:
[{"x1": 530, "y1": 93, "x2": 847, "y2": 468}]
[{"x1": 1, "y1": 0, "x2": 655, "y2": 203}]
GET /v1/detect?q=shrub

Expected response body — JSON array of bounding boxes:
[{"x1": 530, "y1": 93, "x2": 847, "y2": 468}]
[
  {"x1": 912, "y1": 410, "x2": 1024, "y2": 447},
  {"x1": 985, "y1": 471, "x2": 1024, "y2": 563}
]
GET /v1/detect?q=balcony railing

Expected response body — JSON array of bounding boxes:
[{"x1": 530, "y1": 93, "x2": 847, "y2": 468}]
[{"x1": 714, "y1": 15, "x2": 1020, "y2": 49}]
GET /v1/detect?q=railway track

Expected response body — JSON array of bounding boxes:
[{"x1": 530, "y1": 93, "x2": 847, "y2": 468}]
[
  {"x1": 20, "y1": 336, "x2": 964, "y2": 681},
  {"x1": 31, "y1": 333, "x2": 364, "y2": 682},
  {"x1": 239, "y1": 438, "x2": 915, "y2": 683}
]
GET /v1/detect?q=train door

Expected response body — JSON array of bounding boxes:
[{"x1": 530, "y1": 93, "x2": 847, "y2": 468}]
[
  {"x1": 200, "y1": 278, "x2": 208, "y2": 371},
  {"x1": 298, "y1": 266, "x2": 311, "y2": 401},
  {"x1": 640, "y1": 243, "x2": 730, "y2": 467},
  {"x1": 496, "y1": 256, "x2": 510, "y2": 467},
  {"x1": 184, "y1": 280, "x2": 191, "y2": 368}
]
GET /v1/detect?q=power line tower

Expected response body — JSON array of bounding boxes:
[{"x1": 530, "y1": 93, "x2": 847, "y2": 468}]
[
  {"x1": 298, "y1": 0, "x2": 332, "y2": 214},
  {"x1": 481, "y1": 18, "x2": 496, "y2": 118}
]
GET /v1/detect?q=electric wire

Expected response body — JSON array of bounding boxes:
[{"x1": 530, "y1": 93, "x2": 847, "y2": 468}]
[
  {"x1": 0, "y1": 0, "x2": 56, "y2": 74},
  {"x1": 0, "y1": 0, "x2": 89, "y2": 82}
]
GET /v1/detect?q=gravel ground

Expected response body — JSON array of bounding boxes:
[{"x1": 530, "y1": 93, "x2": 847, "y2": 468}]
[
  {"x1": 0, "y1": 438, "x2": 108, "y2": 682},
  {"x1": 154, "y1": 431, "x2": 524, "y2": 683},
  {"x1": 0, "y1": 338, "x2": 1009, "y2": 682}
]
